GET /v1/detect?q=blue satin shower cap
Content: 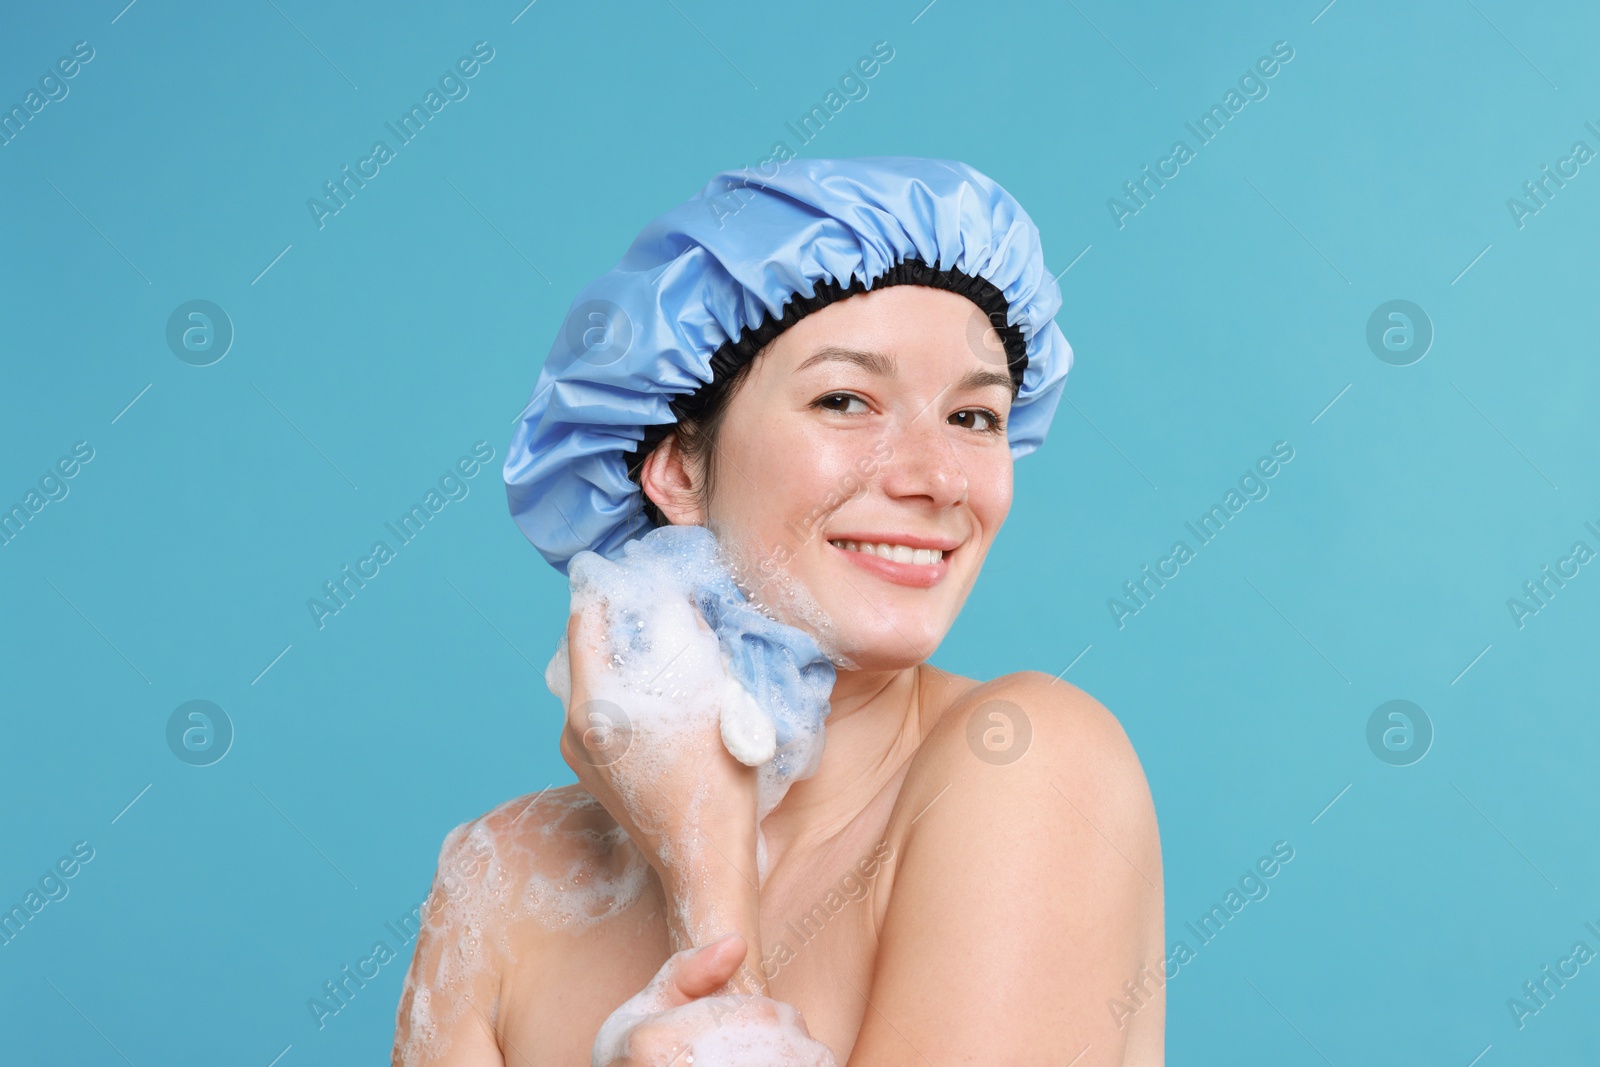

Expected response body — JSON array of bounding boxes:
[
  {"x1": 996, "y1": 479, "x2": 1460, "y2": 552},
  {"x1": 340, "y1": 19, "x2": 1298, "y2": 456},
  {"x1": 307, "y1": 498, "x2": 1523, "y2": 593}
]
[{"x1": 504, "y1": 155, "x2": 1073, "y2": 574}]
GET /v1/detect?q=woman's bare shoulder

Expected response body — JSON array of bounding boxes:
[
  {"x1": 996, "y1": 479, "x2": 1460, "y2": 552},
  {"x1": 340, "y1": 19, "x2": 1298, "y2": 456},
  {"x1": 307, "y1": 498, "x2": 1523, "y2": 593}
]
[
  {"x1": 428, "y1": 784, "x2": 650, "y2": 933},
  {"x1": 925, "y1": 666, "x2": 1139, "y2": 761},
  {"x1": 393, "y1": 786, "x2": 656, "y2": 1065},
  {"x1": 890, "y1": 667, "x2": 1156, "y2": 846},
  {"x1": 847, "y1": 669, "x2": 1163, "y2": 1064}
]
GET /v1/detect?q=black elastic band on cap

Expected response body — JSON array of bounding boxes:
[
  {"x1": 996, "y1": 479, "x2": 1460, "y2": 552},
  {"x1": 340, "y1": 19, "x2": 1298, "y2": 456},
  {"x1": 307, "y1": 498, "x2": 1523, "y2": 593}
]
[{"x1": 628, "y1": 255, "x2": 1027, "y2": 481}]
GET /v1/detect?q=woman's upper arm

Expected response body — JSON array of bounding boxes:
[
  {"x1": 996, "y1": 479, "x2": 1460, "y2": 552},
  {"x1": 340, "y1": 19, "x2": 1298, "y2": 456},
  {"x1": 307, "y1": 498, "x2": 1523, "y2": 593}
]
[
  {"x1": 392, "y1": 817, "x2": 511, "y2": 1067},
  {"x1": 849, "y1": 673, "x2": 1164, "y2": 1067}
]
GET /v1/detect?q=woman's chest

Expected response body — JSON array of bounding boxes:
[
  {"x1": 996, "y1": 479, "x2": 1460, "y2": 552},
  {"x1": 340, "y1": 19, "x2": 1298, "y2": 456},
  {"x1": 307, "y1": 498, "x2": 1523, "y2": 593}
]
[
  {"x1": 497, "y1": 826, "x2": 901, "y2": 1065},
  {"x1": 755, "y1": 841, "x2": 892, "y2": 1059}
]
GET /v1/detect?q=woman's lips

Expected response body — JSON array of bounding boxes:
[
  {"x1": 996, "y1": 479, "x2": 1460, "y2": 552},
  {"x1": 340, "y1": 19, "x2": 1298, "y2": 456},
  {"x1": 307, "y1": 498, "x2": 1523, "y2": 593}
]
[{"x1": 826, "y1": 539, "x2": 952, "y2": 588}]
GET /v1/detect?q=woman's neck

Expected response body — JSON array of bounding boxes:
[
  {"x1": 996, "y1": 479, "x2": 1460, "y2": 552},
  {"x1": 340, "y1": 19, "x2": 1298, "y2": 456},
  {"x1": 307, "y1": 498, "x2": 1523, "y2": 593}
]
[{"x1": 758, "y1": 662, "x2": 940, "y2": 867}]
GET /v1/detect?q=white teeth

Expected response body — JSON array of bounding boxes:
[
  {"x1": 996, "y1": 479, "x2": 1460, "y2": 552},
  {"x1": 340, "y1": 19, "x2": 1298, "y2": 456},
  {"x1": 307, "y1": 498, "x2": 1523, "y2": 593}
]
[{"x1": 827, "y1": 539, "x2": 945, "y2": 564}]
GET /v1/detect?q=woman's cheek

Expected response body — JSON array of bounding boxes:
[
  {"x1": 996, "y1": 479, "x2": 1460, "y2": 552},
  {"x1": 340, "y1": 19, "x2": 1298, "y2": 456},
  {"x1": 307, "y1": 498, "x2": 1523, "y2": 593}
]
[
  {"x1": 812, "y1": 435, "x2": 885, "y2": 497},
  {"x1": 971, "y1": 449, "x2": 1013, "y2": 521}
]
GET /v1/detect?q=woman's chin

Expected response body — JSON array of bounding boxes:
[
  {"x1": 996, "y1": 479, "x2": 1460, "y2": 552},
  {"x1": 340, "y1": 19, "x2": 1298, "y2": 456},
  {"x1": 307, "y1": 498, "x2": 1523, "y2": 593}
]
[
  {"x1": 710, "y1": 533, "x2": 949, "y2": 669},
  {"x1": 820, "y1": 621, "x2": 944, "y2": 673},
  {"x1": 833, "y1": 651, "x2": 929, "y2": 675}
]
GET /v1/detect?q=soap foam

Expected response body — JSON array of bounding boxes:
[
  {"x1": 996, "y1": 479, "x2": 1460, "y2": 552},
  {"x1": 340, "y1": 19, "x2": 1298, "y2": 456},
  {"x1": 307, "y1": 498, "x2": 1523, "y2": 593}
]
[
  {"x1": 518, "y1": 790, "x2": 652, "y2": 928},
  {"x1": 546, "y1": 524, "x2": 837, "y2": 838},
  {"x1": 592, "y1": 944, "x2": 839, "y2": 1067},
  {"x1": 685, "y1": 1012, "x2": 839, "y2": 1067},
  {"x1": 711, "y1": 523, "x2": 863, "y2": 673},
  {"x1": 402, "y1": 525, "x2": 843, "y2": 1062},
  {"x1": 393, "y1": 789, "x2": 651, "y2": 1064}
]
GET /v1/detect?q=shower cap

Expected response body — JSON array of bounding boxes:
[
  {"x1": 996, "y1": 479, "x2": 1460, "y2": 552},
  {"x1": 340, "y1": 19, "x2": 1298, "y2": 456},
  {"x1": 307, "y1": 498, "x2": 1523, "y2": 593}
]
[{"x1": 504, "y1": 155, "x2": 1074, "y2": 574}]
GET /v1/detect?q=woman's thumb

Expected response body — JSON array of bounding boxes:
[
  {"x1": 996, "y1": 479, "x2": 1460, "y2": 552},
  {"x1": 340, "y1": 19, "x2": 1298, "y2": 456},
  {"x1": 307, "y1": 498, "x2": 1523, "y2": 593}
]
[{"x1": 668, "y1": 933, "x2": 746, "y2": 1002}]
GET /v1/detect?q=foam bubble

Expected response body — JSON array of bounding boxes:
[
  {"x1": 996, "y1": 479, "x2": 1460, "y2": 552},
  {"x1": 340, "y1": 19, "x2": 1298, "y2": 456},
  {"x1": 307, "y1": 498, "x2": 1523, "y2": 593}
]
[
  {"x1": 400, "y1": 525, "x2": 843, "y2": 1062},
  {"x1": 592, "y1": 946, "x2": 839, "y2": 1067},
  {"x1": 518, "y1": 791, "x2": 651, "y2": 928},
  {"x1": 711, "y1": 523, "x2": 862, "y2": 672},
  {"x1": 546, "y1": 524, "x2": 837, "y2": 829},
  {"x1": 393, "y1": 790, "x2": 651, "y2": 1064},
  {"x1": 685, "y1": 1012, "x2": 839, "y2": 1067}
]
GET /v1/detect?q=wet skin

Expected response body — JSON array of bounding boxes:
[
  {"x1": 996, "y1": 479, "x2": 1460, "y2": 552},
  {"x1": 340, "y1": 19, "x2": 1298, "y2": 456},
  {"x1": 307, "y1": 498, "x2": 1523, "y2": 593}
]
[{"x1": 393, "y1": 286, "x2": 1165, "y2": 1066}]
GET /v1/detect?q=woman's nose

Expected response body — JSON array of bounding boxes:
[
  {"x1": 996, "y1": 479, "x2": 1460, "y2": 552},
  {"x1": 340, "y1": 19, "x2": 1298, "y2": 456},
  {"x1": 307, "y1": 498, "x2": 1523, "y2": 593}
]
[{"x1": 878, "y1": 411, "x2": 968, "y2": 508}]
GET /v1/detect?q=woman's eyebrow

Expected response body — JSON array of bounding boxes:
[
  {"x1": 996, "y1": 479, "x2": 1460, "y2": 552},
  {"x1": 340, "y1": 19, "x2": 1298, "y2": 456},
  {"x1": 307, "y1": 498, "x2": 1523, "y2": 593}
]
[
  {"x1": 794, "y1": 347, "x2": 1012, "y2": 394},
  {"x1": 957, "y1": 368, "x2": 1015, "y2": 394},
  {"x1": 794, "y1": 346, "x2": 897, "y2": 377}
]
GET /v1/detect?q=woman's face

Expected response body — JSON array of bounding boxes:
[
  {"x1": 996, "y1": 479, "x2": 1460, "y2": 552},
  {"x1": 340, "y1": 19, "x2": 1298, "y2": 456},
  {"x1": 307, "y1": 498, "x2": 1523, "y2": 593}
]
[{"x1": 664, "y1": 285, "x2": 1017, "y2": 671}]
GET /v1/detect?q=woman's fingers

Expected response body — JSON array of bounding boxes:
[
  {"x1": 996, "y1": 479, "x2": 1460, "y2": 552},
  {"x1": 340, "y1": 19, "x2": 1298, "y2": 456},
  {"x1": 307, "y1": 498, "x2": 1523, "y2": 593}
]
[
  {"x1": 565, "y1": 609, "x2": 582, "y2": 648},
  {"x1": 565, "y1": 601, "x2": 606, "y2": 691},
  {"x1": 664, "y1": 933, "x2": 747, "y2": 1006},
  {"x1": 621, "y1": 995, "x2": 827, "y2": 1067},
  {"x1": 690, "y1": 594, "x2": 714, "y2": 634},
  {"x1": 598, "y1": 942, "x2": 835, "y2": 1067}
]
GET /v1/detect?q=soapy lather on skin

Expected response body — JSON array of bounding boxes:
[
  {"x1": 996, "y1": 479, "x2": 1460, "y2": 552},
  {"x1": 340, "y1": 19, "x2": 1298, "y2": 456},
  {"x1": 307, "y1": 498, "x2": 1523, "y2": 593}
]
[
  {"x1": 544, "y1": 523, "x2": 837, "y2": 832},
  {"x1": 547, "y1": 524, "x2": 845, "y2": 1062},
  {"x1": 593, "y1": 939, "x2": 837, "y2": 1067}
]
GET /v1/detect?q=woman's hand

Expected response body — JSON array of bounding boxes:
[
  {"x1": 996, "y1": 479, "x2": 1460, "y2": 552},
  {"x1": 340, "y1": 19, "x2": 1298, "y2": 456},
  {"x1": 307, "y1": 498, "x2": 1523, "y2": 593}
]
[
  {"x1": 559, "y1": 597, "x2": 768, "y2": 990},
  {"x1": 560, "y1": 597, "x2": 760, "y2": 875},
  {"x1": 594, "y1": 934, "x2": 837, "y2": 1067}
]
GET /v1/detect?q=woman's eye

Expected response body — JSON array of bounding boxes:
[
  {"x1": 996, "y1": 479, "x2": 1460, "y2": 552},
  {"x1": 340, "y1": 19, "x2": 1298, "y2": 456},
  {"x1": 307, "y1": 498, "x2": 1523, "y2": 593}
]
[
  {"x1": 816, "y1": 392, "x2": 869, "y2": 415},
  {"x1": 950, "y1": 408, "x2": 1004, "y2": 434}
]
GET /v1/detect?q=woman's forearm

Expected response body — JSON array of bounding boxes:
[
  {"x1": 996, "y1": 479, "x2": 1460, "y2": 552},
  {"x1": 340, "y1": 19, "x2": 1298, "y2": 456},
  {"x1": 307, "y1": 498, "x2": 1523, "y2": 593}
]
[{"x1": 655, "y1": 817, "x2": 768, "y2": 996}]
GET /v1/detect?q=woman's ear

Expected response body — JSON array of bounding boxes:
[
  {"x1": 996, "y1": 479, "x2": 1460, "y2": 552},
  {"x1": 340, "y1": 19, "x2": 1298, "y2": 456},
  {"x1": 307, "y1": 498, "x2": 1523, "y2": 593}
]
[{"x1": 638, "y1": 433, "x2": 705, "y2": 526}]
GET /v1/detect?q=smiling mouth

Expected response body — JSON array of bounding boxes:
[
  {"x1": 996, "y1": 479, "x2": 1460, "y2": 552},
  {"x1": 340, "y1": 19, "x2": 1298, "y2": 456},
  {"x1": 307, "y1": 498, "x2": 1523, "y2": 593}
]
[
  {"x1": 826, "y1": 539, "x2": 946, "y2": 565},
  {"x1": 823, "y1": 538, "x2": 957, "y2": 589}
]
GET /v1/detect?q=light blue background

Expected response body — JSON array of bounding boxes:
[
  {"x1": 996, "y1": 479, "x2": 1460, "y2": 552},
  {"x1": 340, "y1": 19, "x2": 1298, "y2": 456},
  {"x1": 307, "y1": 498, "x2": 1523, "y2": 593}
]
[{"x1": 3, "y1": 0, "x2": 1597, "y2": 1063}]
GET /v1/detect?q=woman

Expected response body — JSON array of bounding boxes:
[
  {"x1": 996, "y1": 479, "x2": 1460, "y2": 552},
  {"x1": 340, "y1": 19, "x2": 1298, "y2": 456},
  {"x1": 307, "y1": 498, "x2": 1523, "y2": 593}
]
[{"x1": 392, "y1": 157, "x2": 1164, "y2": 1066}]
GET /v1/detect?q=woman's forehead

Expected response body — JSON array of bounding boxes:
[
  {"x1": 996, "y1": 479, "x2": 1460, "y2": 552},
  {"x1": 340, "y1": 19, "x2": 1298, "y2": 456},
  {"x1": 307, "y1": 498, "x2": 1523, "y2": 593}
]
[{"x1": 760, "y1": 286, "x2": 1003, "y2": 375}]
